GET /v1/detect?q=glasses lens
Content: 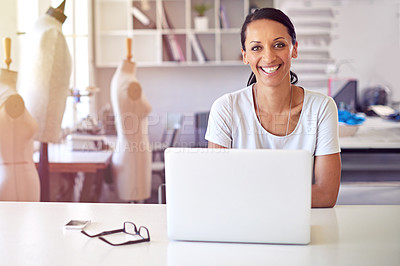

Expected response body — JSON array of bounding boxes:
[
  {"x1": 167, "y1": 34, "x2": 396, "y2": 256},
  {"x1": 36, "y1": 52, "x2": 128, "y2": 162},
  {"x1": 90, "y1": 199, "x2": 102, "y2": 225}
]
[
  {"x1": 124, "y1": 222, "x2": 137, "y2": 235},
  {"x1": 138, "y1": 226, "x2": 150, "y2": 239}
]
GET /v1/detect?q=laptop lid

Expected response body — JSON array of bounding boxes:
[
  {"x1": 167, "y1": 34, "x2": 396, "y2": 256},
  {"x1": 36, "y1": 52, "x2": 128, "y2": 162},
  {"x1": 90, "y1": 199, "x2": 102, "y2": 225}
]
[{"x1": 165, "y1": 148, "x2": 312, "y2": 245}]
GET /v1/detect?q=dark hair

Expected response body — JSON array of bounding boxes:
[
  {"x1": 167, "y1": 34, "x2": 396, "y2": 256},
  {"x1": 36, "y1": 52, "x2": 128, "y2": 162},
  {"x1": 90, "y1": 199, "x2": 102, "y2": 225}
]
[{"x1": 241, "y1": 8, "x2": 298, "y2": 86}]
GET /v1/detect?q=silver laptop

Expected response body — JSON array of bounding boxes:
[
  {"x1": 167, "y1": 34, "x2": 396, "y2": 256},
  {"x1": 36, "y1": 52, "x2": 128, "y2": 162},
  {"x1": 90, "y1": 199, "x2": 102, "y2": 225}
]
[{"x1": 164, "y1": 148, "x2": 312, "y2": 245}]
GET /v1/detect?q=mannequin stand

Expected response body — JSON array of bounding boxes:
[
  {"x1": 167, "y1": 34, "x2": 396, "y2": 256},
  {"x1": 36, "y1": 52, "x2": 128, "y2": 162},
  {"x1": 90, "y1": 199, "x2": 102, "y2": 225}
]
[{"x1": 39, "y1": 142, "x2": 50, "y2": 201}]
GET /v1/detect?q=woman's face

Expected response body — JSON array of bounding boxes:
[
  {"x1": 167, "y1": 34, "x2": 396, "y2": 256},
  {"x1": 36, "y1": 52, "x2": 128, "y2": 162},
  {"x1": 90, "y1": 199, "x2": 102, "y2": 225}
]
[{"x1": 242, "y1": 19, "x2": 298, "y2": 88}]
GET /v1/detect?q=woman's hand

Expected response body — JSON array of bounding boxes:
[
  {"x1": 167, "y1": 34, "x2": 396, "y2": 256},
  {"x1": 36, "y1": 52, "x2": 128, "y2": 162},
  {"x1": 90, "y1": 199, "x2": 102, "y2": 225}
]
[{"x1": 312, "y1": 153, "x2": 341, "y2": 208}]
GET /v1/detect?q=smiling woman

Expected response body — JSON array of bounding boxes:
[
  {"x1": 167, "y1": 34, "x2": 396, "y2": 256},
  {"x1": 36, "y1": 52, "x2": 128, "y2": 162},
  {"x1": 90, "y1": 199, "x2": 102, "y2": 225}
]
[{"x1": 205, "y1": 8, "x2": 341, "y2": 208}]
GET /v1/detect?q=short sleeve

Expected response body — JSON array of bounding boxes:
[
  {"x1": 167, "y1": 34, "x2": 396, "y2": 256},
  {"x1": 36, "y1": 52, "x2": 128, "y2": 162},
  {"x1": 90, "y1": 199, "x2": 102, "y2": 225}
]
[
  {"x1": 205, "y1": 94, "x2": 233, "y2": 148},
  {"x1": 315, "y1": 97, "x2": 341, "y2": 156}
]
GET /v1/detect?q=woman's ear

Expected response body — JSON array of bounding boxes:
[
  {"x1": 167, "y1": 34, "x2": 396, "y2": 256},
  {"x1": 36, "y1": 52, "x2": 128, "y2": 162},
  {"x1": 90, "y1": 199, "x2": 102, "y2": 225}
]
[
  {"x1": 241, "y1": 48, "x2": 249, "y2": 64},
  {"x1": 292, "y1": 42, "x2": 298, "y2": 59}
]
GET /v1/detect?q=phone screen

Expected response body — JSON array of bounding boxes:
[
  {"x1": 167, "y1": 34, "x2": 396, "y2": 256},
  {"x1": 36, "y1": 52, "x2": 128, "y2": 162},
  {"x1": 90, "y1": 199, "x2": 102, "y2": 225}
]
[{"x1": 65, "y1": 220, "x2": 90, "y2": 229}]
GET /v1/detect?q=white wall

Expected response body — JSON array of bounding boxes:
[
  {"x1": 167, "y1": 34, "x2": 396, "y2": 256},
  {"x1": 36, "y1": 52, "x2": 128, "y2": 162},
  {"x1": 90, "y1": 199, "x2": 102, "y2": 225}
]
[
  {"x1": 0, "y1": 0, "x2": 18, "y2": 70},
  {"x1": 330, "y1": 1, "x2": 400, "y2": 104},
  {"x1": 0, "y1": 0, "x2": 52, "y2": 71},
  {"x1": 95, "y1": 65, "x2": 251, "y2": 143}
]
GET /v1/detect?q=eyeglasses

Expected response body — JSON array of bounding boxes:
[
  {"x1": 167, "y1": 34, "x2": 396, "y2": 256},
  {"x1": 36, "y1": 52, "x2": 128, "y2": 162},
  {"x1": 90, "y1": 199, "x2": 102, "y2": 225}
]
[{"x1": 81, "y1": 221, "x2": 150, "y2": 246}]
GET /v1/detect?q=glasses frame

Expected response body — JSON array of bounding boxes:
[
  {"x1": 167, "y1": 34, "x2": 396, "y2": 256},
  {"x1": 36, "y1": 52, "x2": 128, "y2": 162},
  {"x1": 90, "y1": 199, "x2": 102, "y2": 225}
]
[{"x1": 81, "y1": 221, "x2": 150, "y2": 246}]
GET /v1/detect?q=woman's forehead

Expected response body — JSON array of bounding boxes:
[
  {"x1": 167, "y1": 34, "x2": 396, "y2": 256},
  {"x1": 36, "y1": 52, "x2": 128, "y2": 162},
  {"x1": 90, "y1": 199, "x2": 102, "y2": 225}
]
[{"x1": 245, "y1": 19, "x2": 291, "y2": 41}]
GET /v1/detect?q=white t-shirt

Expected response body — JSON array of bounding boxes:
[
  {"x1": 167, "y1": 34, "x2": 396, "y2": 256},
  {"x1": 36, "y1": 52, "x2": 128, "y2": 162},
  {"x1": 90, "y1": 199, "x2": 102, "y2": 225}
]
[{"x1": 205, "y1": 85, "x2": 340, "y2": 156}]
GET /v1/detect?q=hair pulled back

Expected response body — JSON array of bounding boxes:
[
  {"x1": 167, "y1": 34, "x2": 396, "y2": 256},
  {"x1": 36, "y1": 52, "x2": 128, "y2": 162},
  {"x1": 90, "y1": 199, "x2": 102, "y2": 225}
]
[{"x1": 241, "y1": 8, "x2": 298, "y2": 86}]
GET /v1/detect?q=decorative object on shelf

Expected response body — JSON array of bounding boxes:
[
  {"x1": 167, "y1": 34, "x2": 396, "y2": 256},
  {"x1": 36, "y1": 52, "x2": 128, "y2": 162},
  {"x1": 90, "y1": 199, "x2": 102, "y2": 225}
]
[
  {"x1": 131, "y1": 4, "x2": 156, "y2": 29},
  {"x1": 73, "y1": 115, "x2": 103, "y2": 136},
  {"x1": 189, "y1": 33, "x2": 207, "y2": 63},
  {"x1": 219, "y1": 3, "x2": 229, "y2": 29},
  {"x1": 193, "y1": 2, "x2": 212, "y2": 31},
  {"x1": 160, "y1": 3, "x2": 185, "y2": 62},
  {"x1": 69, "y1": 85, "x2": 99, "y2": 103}
]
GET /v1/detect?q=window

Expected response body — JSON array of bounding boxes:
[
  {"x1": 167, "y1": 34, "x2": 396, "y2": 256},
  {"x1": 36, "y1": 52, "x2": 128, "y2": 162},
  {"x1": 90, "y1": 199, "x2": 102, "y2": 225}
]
[{"x1": 51, "y1": 0, "x2": 92, "y2": 129}]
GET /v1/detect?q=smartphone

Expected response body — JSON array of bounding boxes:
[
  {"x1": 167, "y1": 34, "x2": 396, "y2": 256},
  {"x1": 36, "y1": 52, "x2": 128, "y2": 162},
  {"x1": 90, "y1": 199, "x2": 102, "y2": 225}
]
[{"x1": 64, "y1": 220, "x2": 91, "y2": 230}]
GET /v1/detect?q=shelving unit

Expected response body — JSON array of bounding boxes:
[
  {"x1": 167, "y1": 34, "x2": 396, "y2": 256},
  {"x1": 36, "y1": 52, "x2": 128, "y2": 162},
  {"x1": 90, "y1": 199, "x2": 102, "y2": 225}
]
[
  {"x1": 94, "y1": 0, "x2": 273, "y2": 67},
  {"x1": 277, "y1": 0, "x2": 339, "y2": 94}
]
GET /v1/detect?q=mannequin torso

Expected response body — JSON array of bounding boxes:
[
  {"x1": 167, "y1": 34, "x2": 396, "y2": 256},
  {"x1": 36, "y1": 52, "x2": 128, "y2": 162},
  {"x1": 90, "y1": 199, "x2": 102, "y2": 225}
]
[
  {"x1": 17, "y1": 14, "x2": 72, "y2": 143},
  {"x1": 111, "y1": 60, "x2": 152, "y2": 201},
  {"x1": 0, "y1": 69, "x2": 40, "y2": 201}
]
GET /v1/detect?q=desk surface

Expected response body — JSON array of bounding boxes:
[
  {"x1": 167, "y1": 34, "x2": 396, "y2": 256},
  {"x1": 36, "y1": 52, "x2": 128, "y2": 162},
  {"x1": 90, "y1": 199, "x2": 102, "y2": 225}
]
[
  {"x1": 0, "y1": 203, "x2": 399, "y2": 266},
  {"x1": 33, "y1": 141, "x2": 113, "y2": 173},
  {"x1": 32, "y1": 141, "x2": 113, "y2": 202},
  {"x1": 339, "y1": 117, "x2": 400, "y2": 150}
]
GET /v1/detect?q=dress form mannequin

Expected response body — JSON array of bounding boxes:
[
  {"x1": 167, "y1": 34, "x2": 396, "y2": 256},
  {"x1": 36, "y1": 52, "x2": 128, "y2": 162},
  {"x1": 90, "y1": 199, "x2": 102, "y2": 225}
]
[
  {"x1": 18, "y1": 0, "x2": 71, "y2": 143},
  {"x1": 0, "y1": 68, "x2": 40, "y2": 201},
  {"x1": 111, "y1": 40, "x2": 152, "y2": 201},
  {"x1": 17, "y1": 1, "x2": 71, "y2": 201}
]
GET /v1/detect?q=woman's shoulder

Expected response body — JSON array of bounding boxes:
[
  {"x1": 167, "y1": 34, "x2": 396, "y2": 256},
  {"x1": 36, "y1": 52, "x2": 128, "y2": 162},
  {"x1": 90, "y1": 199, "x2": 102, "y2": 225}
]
[
  {"x1": 213, "y1": 86, "x2": 252, "y2": 105},
  {"x1": 303, "y1": 88, "x2": 337, "y2": 114},
  {"x1": 304, "y1": 88, "x2": 335, "y2": 105},
  {"x1": 210, "y1": 85, "x2": 252, "y2": 115}
]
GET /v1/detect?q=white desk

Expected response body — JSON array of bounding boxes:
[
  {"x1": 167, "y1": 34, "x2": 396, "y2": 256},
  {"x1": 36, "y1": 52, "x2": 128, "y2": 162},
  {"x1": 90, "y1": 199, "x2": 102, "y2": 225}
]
[
  {"x1": 33, "y1": 142, "x2": 113, "y2": 202},
  {"x1": 339, "y1": 117, "x2": 400, "y2": 177},
  {"x1": 0, "y1": 202, "x2": 399, "y2": 266},
  {"x1": 339, "y1": 117, "x2": 400, "y2": 151}
]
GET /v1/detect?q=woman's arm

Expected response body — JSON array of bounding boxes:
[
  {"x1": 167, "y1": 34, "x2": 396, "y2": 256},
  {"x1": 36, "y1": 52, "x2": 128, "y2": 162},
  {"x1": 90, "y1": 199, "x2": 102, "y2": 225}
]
[{"x1": 312, "y1": 152, "x2": 341, "y2": 208}]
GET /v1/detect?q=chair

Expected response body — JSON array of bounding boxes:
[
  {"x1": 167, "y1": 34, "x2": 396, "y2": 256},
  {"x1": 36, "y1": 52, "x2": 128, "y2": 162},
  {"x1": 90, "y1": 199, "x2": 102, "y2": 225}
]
[
  {"x1": 156, "y1": 112, "x2": 210, "y2": 204},
  {"x1": 151, "y1": 113, "x2": 183, "y2": 161},
  {"x1": 194, "y1": 111, "x2": 210, "y2": 148},
  {"x1": 151, "y1": 113, "x2": 183, "y2": 188}
]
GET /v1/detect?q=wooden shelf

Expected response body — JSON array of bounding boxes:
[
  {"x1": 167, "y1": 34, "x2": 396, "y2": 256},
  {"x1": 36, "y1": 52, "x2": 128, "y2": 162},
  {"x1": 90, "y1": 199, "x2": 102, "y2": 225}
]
[{"x1": 94, "y1": 0, "x2": 273, "y2": 67}]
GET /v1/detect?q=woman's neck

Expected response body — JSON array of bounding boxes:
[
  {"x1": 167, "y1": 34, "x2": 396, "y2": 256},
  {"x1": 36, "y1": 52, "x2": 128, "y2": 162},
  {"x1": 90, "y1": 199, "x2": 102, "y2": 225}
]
[{"x1": 255, "y1": 81, "x2": 293, "y2": 114}]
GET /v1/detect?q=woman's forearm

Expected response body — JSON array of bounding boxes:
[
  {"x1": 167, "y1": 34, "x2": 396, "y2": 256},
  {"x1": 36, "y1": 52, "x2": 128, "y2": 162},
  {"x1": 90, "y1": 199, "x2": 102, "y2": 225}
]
[
  {"x1": 312, "y1": 153, "x2": 341, "y2": 208},
  {"x1": 312, "y1": 183, "x2": 339, "y2": 208}
]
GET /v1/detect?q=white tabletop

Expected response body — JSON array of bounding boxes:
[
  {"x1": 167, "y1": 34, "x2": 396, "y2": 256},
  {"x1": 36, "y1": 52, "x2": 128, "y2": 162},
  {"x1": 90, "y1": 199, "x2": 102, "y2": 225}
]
[
  {"x1": 0, "y1": 202, "x2": 399, "y2": 266},
  {"x1": 339, "y1": 117, "x2": 400, "y2": 149},
  {"x1": 32, "y1": 141, "x2": 113, "y2": 165}
]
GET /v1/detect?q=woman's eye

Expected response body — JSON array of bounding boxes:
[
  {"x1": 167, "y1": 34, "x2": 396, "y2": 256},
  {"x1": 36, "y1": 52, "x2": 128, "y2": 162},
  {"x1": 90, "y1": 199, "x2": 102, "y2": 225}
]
[
  {"x1": 251, "y1": 46, "x2": 261, "y2": 51},
  {"x1": 274, "y1": 42, "x2": 286, "y2": 48}
]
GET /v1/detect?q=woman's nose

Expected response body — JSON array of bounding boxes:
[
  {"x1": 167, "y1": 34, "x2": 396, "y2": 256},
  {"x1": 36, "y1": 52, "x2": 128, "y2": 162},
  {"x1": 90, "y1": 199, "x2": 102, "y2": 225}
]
[{"x1": 261, "y1": 47, "x2": 276, "y2": 62}]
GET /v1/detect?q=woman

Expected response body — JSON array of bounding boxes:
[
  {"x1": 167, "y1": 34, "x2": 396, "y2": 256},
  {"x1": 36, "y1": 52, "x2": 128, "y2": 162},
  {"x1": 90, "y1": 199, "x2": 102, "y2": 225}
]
[{"x1": 205, "y1": 8, "x2": 341, "y2": 208}]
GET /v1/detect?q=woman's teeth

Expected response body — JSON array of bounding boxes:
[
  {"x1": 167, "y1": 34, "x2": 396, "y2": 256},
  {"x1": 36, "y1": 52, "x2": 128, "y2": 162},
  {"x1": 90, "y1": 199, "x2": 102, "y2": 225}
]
[{"x1": 261, "y1": 65, "x2": 279, "y2": 73}]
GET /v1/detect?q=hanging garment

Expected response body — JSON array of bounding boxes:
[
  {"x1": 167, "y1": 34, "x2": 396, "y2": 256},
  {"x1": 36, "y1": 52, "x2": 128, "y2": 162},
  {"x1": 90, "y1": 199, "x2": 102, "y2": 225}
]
[{"x1": 18, "y1": 14, "x2": 72, "y2": 143}]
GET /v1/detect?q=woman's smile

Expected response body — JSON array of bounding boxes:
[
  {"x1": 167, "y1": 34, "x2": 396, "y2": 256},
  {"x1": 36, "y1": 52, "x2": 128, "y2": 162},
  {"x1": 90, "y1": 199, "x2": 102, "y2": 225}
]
[{"x1": 260, "y1": 64, "x2": 281, "y2": 74}]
